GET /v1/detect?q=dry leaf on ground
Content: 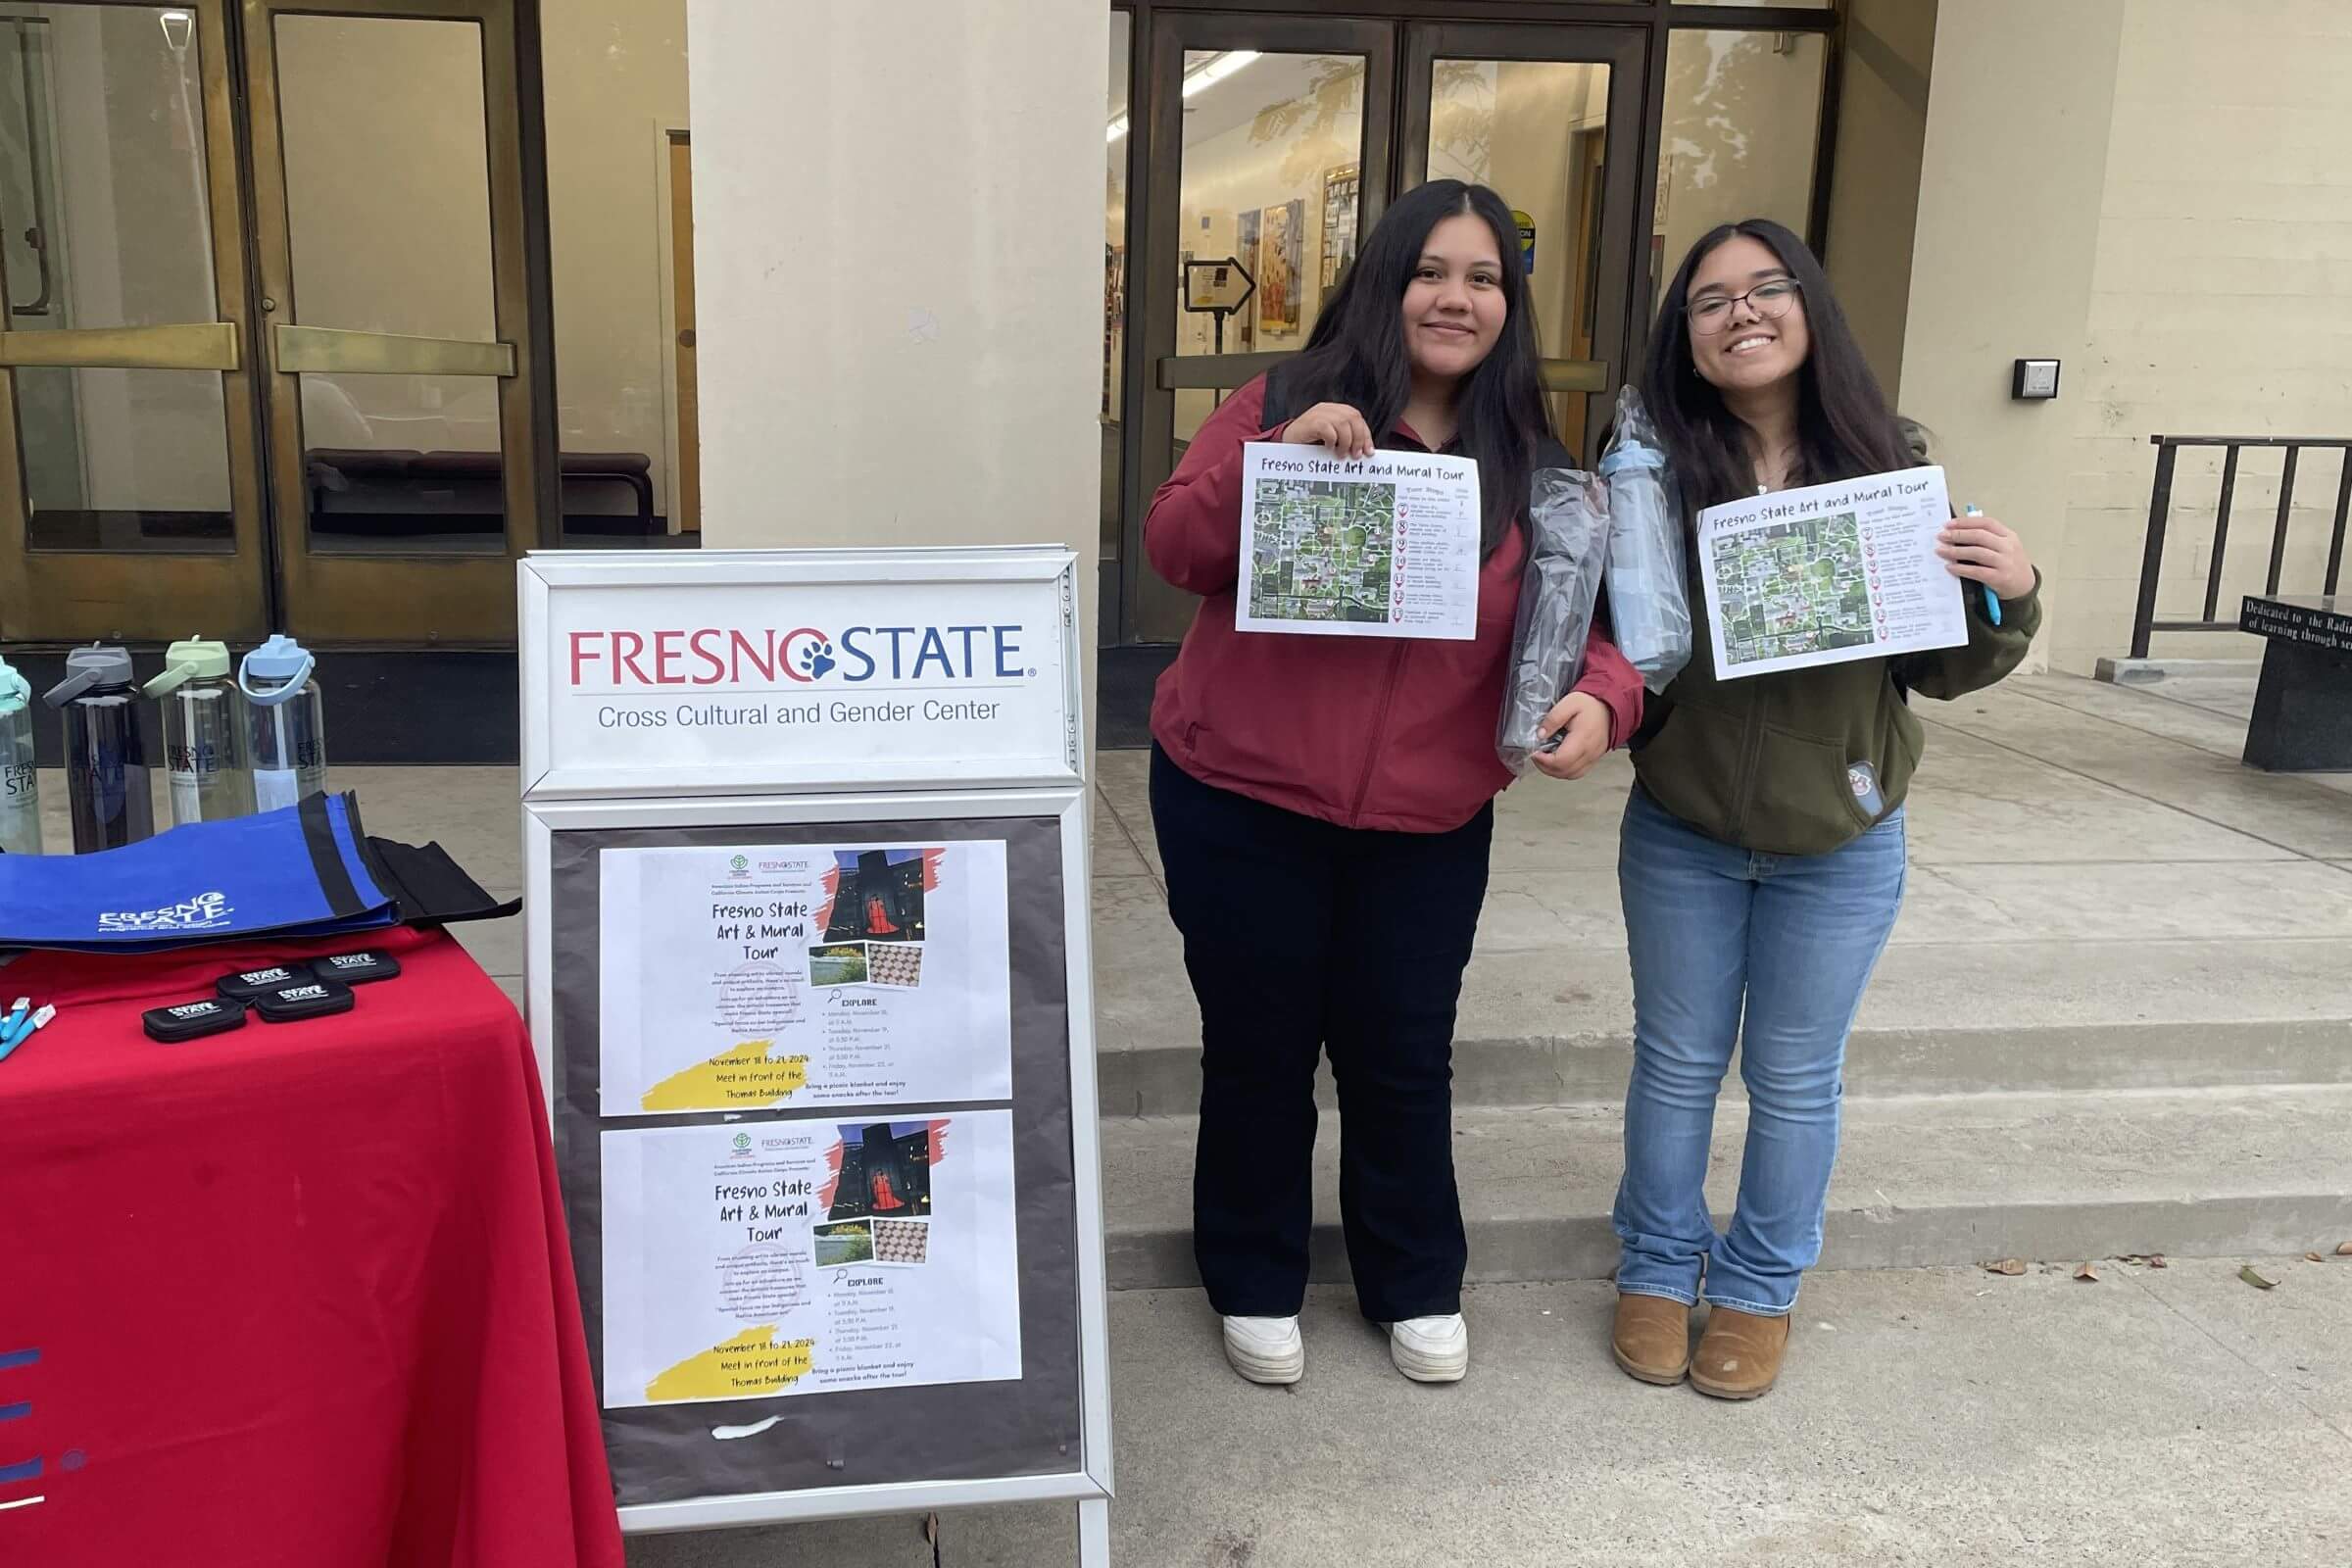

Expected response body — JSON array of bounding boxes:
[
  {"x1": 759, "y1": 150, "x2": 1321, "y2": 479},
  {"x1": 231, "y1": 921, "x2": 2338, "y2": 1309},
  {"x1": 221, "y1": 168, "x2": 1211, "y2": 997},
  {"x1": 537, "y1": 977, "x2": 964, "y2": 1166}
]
[
  {"x1": 2337, "y1": 1242, "x2": 2352, "y2": 1256},
  {"x1": 1984, "y1": 1258, "x2": 2027, "y2": 1277},
  {"x1": 2074, "y1": 1263, "x2": 2099, "y2": 1282},
  {"x1": 2240, "y1": 1265, "x2": 2278, "y2": 1291},
  {"x1": 2308, "y1": 1252, "x2": 2327, "y2": 1263},
  {"x1": 2149, "y1": 1254, "x2": 2169, "y2": 1268}
]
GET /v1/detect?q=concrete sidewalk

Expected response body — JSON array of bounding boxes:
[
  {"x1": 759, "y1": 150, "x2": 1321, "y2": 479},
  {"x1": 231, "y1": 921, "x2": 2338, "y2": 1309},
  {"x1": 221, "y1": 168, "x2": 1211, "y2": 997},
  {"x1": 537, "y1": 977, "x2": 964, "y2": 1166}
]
[{"x1": 631, "y1": 1258, "x2": 2352, "y2": 1567}]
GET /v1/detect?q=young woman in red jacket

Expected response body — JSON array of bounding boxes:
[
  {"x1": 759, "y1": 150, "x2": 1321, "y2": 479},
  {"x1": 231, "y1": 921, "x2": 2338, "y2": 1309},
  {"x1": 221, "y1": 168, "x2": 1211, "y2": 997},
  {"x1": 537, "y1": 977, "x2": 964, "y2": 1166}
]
[{"x1": 1147, "y1": 178, "x2": 1643, "y2": 1387}]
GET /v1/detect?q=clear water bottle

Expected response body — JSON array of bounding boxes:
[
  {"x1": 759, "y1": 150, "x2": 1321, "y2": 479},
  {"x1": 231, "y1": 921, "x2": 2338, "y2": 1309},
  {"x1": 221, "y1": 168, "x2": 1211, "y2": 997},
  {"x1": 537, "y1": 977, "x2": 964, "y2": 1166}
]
[
  {"x1": 145, "y1": 635, "x2": 255, "y2": 827},
  {"x1": 41, "y1": 643, "x2": 155, "y2": 853},
  {"x1": 239, "y1": 634, "x2": 326, "y2": 812},
  {"x1": 0, "y1": 655, "x2": 39, "y2": 855}
]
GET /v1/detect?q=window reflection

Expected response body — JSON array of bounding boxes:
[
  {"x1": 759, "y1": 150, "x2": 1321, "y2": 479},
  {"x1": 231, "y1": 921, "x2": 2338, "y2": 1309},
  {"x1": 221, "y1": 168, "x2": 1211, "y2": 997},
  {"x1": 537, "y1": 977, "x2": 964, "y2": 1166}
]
[
  {"x1": 1427, "y1": 58, "x2": 1611, "y2": 448},
  {"x1": 1657, "y1": 30, "x2": 1827, "y2": 312}
]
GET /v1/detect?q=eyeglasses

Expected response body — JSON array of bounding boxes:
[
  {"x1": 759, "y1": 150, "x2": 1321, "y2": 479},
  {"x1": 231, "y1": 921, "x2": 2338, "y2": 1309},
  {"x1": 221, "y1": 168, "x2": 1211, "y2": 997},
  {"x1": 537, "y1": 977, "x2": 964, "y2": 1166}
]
[{"x1": 1686, "y1": 278, "x2": 1802, "y2": 335}]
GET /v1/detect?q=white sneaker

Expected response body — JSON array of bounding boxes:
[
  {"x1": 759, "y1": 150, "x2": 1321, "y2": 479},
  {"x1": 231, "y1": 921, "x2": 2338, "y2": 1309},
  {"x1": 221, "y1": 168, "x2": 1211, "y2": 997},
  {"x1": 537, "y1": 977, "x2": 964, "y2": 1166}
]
[
  {"x1": 1221, "y1": 1315, "x2": 1304, "y2": 1385},
  {"x1": 1386, "y1": 1314, "x2": 1468, "y2": 1383}
]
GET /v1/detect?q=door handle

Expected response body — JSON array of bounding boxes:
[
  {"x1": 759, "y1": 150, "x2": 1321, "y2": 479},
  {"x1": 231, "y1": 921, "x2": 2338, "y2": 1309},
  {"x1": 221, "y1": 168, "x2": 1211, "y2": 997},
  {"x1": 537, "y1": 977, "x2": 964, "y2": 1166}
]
[
  {"x1": 0, "y1": 322, "x2": 241, "y2": 371},
  {"x1": 272, "y1": 324, "x2": 515, "y2": 377},
  {"x1": 1539, "y1": 360, "x2": 1608, "y2": 393}
]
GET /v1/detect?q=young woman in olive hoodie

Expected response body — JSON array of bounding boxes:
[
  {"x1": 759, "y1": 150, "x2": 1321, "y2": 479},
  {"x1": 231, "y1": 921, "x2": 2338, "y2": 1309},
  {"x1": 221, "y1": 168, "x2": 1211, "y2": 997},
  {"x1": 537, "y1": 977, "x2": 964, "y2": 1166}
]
[{"x1": 1607, "y1": 220, "x2": 2041, "y2": 1399}]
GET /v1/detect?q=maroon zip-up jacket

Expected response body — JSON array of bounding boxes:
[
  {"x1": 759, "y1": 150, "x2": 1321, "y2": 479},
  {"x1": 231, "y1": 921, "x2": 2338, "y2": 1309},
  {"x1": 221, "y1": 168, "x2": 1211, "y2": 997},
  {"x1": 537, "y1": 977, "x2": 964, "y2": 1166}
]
[{"x1": 1147, "y1": 375, "x2": 1642, "y2": 834}]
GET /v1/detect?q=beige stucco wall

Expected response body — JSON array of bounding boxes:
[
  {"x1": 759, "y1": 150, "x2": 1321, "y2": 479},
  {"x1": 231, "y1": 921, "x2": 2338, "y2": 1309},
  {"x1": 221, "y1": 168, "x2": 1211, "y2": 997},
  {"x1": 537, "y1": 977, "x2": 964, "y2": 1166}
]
[
  {"x1": 1896, "y1": 0, "x2": 2126, "y2": 676},
  {"x1": 2058, "y1": 0, "x2": 2352, "y2": 669},
  {"x1": 1898, "y1": 0, "x2": 2352, "y2": 673},
  {"x1": 685, "y1": 0, "x2": 1106, "y2": 658}
]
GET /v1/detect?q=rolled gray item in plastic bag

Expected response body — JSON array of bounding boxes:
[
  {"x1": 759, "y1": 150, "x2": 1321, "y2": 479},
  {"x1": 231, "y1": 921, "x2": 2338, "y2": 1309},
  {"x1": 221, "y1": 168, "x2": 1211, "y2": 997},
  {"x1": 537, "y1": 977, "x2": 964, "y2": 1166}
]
[
  {"x1": 1598, "y1": 385, "x2": 1692, "y2": 693},
  {"x1": 1496, "y1": 466, "x2": 1611, "y2": 775}
]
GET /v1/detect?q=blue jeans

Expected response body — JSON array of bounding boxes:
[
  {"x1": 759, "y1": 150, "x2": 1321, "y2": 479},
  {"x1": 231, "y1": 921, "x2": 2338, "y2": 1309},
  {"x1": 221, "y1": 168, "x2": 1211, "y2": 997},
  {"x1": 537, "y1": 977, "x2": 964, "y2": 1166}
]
[{"x1": 1613, "y1": 787, "x2": 1907, "y2": 1315}]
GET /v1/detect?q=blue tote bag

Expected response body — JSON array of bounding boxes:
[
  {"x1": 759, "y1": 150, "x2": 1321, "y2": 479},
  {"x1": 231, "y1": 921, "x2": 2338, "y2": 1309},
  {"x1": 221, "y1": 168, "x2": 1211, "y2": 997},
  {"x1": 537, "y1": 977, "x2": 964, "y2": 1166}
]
[{"x1": 0, "y1": 792, "x2": 398, "y2": 953}]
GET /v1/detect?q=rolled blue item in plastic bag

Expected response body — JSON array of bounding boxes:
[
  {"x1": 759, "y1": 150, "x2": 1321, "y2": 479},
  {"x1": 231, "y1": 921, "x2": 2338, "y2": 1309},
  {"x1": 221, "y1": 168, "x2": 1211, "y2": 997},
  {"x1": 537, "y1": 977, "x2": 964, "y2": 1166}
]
[
  {"x1": 0, "y1": 791, "x2": 397, "y2": 953},
  {"x1": 1598, "y1": 385, "x2": 1691, "y2": 693},
  {"x1": 1497, "y1": 466, "x2": 1611, "y2": 775}
]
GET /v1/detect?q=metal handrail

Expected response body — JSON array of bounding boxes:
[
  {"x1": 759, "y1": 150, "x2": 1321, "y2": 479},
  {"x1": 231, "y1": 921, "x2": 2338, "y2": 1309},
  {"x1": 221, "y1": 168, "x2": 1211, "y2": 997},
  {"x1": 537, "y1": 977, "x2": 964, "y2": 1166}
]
[{"x1": 2130, "y1": 434, "x2": 2352, "y2": 658}]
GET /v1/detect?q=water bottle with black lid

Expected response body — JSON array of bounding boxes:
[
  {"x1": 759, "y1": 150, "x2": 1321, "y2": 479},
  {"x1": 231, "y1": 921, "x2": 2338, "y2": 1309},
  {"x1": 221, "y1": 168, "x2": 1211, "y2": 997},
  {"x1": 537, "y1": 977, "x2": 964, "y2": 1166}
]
[{"x1": 42, "y1": 644, "x2": 155, "y2": 853}]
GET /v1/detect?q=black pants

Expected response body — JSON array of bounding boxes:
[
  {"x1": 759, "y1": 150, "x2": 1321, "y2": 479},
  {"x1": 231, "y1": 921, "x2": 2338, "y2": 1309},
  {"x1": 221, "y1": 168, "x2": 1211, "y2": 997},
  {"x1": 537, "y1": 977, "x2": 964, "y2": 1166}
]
[{"x1": 1150, "y1": 747, "x2": 1492, "y2": 1321}]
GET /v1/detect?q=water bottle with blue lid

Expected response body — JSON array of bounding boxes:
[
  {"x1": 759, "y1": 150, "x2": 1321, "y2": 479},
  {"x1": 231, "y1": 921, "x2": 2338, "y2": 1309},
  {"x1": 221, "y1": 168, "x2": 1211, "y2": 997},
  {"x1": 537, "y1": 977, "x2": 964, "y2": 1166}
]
[
  {"x1": 0, "y1": 654, "x2": 39, "y2": 854},
  {"x1": 239, "y1": 634, "x2": 328, "y2": 812}
]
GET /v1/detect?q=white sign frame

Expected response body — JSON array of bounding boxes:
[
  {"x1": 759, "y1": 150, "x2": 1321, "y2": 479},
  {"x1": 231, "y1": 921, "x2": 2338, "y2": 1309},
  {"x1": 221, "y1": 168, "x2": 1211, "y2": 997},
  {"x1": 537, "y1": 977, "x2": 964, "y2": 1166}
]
[
  {"x1": 519, "y1": 547, "x2": 1085, "y2": 801},
  {"x1": 518, "y1": 549, "x2": 1110, "y2": 1559}
]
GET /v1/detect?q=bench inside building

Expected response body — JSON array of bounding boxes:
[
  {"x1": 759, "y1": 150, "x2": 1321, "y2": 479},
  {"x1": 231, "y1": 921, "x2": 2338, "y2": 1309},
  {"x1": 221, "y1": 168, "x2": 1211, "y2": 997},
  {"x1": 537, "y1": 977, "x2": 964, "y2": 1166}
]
[{"x1": 2239, "y1": 594, "x2": 2352, "y2": 771}]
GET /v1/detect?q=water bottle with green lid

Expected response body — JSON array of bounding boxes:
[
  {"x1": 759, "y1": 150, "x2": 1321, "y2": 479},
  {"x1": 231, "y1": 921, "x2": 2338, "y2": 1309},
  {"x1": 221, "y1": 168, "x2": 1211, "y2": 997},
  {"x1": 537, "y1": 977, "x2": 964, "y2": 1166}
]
[
  {"x1": 0, "y1": 655, "x2": 39, "y2": 854},
  {"x1": 240, "y1": 634, "x2": 327, "y2": 812},
  {"x1": 146, "y1": 636, "x2": 256, "y2": 826}
]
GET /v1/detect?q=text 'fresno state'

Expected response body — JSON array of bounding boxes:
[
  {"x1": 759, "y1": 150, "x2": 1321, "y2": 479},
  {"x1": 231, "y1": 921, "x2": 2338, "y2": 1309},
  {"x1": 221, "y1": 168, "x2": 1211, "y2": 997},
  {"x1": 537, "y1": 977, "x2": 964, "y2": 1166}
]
[{"x1": 567, "y1": 624, "x2": 1030, "y2": 687}]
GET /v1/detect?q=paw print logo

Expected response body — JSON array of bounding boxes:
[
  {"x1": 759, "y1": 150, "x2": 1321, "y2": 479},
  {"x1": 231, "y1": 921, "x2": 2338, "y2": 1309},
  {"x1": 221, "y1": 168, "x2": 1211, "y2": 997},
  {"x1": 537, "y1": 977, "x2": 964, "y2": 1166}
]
[{"x1": 798, "y1": 639, "x2": 837, "y2": 680}]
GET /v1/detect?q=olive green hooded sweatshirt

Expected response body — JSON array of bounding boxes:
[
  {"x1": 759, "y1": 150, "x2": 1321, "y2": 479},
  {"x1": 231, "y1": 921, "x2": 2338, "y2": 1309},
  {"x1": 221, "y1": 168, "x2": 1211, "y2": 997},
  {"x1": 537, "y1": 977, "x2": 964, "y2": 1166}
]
[{"x1": 1631, "y1": 571, "x2": 2042, "y2": 856}]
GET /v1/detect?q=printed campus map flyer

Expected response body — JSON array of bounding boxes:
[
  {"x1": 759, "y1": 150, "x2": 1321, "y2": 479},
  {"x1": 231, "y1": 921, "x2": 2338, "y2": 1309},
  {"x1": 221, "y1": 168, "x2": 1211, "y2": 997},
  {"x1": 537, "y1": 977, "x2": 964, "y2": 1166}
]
[
  {"x1": 599, "y1": 1113, "x2": 1021, "y2": 1408},
  {"x1": 1696, "y1": 465, "x2": 1967, "y2": 681},
  {"x1": 599, "y1": 840, "x2": 1012, "y2": 1114},
  {"x1": 1236, "y1": 441, "x2": 1481, "y2": 640}
]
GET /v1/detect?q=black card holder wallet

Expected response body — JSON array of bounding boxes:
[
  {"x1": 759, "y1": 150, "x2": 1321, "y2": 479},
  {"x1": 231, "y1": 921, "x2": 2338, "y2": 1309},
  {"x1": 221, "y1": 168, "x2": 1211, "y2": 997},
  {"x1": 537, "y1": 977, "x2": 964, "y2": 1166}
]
[
  {"x1": 144, "y1": 997, "x2": 249, "y2": 1043},
  {"x1": 311, "y1": 951, "x2": 402, "y2": 985},
  {"x1": 217, "y1": 963, "x2": 308, "y2": 1002},
  {"x1": 253, "y1": 979, "x2": 357, "y2": 1023}
]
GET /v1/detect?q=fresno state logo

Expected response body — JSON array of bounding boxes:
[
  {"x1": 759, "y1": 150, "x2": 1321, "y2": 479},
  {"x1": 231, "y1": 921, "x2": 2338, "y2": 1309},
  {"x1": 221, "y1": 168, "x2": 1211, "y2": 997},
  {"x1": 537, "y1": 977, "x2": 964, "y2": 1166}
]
[
  {"x1": 567, "y1": 624, "x2": 1030, "y2": 688},
  {"x1": 777, "y1": 627, "x2": 836, "y2": 682}
]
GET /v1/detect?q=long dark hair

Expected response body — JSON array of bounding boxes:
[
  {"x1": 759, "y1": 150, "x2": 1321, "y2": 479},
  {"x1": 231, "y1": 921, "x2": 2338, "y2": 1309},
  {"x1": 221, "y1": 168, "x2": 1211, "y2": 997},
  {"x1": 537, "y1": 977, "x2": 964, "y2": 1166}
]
[
  {"x1": 1641, "y1": 220, "x2": 1914, "y2": 516},
  {"x1": 1284, "y1": 179, "x2": 1549, "y2": 556}
]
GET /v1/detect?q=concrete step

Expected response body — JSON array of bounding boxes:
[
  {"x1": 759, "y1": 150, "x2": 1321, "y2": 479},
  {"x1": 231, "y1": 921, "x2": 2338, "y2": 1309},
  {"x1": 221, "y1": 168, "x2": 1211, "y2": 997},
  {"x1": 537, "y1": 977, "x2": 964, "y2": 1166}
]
[
  {"x1": 1100, "y1": 1084, "x2": 2352, "y2": 1292},
  {"x1": 1094, "y1": 927, "x2": 2352, "y2": 1115}
]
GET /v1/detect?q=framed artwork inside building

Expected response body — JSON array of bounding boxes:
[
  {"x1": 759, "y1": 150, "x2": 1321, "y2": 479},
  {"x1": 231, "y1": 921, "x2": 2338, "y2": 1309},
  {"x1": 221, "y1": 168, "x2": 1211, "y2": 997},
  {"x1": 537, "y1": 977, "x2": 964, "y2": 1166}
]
[
  {"x1": 1259, "y1": 197, "x2": 1304, "y2": 336},
  {"x1": 1102, "y1": 244, "x2": 1124, "y2": 416},
  {"x1": 1235, "y1": 210, "x2": 1261, "y2": 349},
  {"x1": 1320, "y1": 163, "x2": 1359, "y2": 291}
]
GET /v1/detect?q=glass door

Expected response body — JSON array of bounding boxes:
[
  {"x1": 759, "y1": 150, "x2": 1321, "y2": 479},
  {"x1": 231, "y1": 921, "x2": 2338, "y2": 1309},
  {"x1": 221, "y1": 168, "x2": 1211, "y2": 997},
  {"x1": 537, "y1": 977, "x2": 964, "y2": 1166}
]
[
  {"x1": 1124, "y1": 12, "x2": 1396, "y2": 645},
  {"x1": 1113, "y1": 15, "x2": 1651, "y2": 647},
  {"x1": 242, "y1": 0, "x2": 540, "y2": 643},
  {"x1": 1398, "y1": 22, "x2": 1648, "y2": 464},
  {"x1": 0, "y1": 0, "x2": 542, "y2": 646},
  {"x1": 0, "y1": 0, "x2": 270, "y2": 641}
]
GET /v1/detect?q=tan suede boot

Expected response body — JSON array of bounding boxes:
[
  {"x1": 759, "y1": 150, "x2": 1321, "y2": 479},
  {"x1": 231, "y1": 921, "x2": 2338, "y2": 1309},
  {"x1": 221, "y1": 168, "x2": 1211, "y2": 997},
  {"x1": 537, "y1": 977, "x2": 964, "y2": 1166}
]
[
  {"x1": 1690, "y1": 1306, "x2": 1790, "y2": 1399},
  {"x1": 1610, "y1": 1294, "x2": 1691, "y2": 1386}
]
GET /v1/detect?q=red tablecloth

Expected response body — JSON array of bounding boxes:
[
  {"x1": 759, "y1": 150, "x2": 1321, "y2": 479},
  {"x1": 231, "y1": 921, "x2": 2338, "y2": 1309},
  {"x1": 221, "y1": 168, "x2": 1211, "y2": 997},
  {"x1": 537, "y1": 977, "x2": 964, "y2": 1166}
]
[{"x1": 0, "y1": 926, "x2": 623, "y2": 1568}]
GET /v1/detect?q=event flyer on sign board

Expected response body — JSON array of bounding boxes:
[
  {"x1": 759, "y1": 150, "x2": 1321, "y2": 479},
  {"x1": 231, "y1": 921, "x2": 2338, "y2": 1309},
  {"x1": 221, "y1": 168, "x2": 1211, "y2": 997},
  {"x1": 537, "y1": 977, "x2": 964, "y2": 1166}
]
[
  {"x1": 1236, "y1": 442, "x2": 1481, "y2": 640},
  {"x1": 599, "y1": 840, "x2": 1013, "y2": 1114},
  {"x1": 600, "y1": 1113, "x2": 1022, "y2": 1408}
]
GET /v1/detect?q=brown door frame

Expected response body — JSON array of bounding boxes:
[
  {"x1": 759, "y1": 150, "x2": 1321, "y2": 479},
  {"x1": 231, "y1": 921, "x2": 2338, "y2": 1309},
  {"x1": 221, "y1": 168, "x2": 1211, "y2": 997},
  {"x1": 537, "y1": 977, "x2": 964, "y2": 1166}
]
[
  {"x1": 241, "y1": 0, "x2": 544, "y2": 645},
  {"x1": 0, "y1": 0, "x2": 272, "y2": 642}
]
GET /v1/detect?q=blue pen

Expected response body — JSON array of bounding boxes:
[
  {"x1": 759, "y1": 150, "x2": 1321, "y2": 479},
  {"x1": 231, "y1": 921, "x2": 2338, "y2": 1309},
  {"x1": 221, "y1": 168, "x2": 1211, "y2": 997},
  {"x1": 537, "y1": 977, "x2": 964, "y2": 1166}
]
[
  {"x1": 0, "y1": 1003, "x2": 54, "y2": 1062},
  {"x1": 1962, "y1": 506, "x2": 2001, "y2": 626}
]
